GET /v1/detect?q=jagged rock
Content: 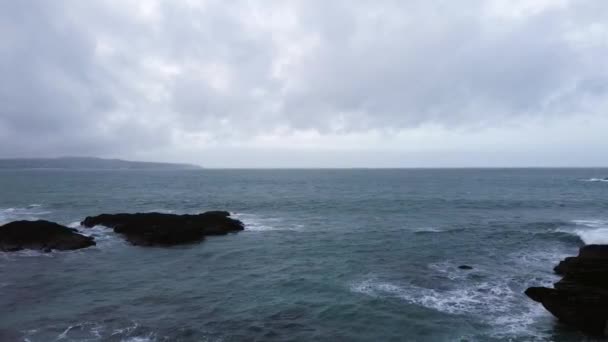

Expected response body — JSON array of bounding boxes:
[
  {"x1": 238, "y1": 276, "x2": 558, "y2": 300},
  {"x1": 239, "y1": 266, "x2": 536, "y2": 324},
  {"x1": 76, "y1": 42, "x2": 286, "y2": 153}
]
[
  {"x1": 81, "y1": 211, "x2": 244, "y2": 246},
  {"x1": 0, "y1": 220, "x2": 95, "y2": 252},
  {"x1": 526, "y1": 244, "x2": 608, "y2": 336}
]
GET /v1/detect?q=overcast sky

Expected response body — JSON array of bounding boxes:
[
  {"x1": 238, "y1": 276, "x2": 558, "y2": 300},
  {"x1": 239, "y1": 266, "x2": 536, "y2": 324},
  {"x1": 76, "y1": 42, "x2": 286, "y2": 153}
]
[{"x1": 0, "y1": 0, "x2": 607, "y2": 167}]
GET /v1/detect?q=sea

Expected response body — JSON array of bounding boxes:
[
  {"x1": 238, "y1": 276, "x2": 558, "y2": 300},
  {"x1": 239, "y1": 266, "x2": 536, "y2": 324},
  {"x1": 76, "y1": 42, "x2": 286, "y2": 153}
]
[{"x1": 1, "y1": 168, "x2": 607, "y2": 342}]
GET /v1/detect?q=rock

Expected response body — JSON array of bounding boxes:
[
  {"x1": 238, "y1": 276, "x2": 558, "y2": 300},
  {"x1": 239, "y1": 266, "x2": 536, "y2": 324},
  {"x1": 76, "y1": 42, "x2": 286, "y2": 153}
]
[
  {"x1": 81, "y1": 211, "x2": 244, "y2": 246},
  {"x1": 458, "y1": 265, "x2": 473, "y2": 270},
  {"x1": 0, "y1": 220, "x2": 95, "y2": 252},
  {"x1": 525, "y1": 244, "x2": 608, "y2": 336}
]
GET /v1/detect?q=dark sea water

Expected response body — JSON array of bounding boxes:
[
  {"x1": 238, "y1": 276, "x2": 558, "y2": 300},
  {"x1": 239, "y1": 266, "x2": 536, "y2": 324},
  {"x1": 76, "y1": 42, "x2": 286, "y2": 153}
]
[{"x1": 1, "y1": 169, "x2": 608, "y2": 341}]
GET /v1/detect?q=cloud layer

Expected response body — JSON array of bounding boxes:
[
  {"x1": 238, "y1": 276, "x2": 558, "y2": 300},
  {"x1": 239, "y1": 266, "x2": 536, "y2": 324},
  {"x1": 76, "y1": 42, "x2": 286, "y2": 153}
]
[{"x1": 1, "y1": 0, "x2": 607, "y2": 166}]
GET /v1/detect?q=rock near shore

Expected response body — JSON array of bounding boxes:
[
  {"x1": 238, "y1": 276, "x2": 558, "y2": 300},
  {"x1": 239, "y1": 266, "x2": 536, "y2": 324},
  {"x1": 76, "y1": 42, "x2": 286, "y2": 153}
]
[
  {"x1": 525, "y1": 244, "x2": 608, "y2": 336},
  {"x1": 0, "y1": 220, "x2": 95, "y2": 252},
  {"x1": 81, "y1": 211, "x2": 244, "y2": 246}
]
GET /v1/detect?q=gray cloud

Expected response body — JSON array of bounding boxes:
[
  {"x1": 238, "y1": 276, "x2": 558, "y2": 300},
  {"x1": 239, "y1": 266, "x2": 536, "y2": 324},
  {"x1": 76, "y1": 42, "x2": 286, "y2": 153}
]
[{"x1": 0, "y1": 0, "x2": 607, "y2": 166}]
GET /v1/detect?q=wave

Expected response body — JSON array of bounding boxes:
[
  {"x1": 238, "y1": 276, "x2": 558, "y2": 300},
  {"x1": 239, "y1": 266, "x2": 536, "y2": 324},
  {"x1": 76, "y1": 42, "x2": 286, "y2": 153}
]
[
  {"x1": 531, "y1": 230, "x2": 583, "y2": 245},
  {"x1": 0, "y1": 204, "x2": 51, "y2": 225},
  {"x1": 412, "y1": 227, "x2": 444, "y2": 233},
  {"x1": 411, "y1": 227, "x2": 465, "y2": 234},
  {"x1": 582, "y1": 178, "x2": 608, "y2": 182},
  {"x1": 554, "y1": 219, "x2": 608, "y2": 245}
]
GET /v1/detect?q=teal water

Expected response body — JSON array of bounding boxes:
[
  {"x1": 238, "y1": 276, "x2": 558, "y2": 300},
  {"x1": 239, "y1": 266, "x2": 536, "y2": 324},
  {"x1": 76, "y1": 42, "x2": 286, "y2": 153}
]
[{"x1": 1, "y1": 169, "x2": 608, "y2": 341}]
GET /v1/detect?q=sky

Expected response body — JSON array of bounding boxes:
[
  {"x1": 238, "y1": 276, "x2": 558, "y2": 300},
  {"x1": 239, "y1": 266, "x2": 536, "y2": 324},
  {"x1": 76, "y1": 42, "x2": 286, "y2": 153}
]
[{"x1": 0, "y1": 0, "x2": 607, "y2": 167}]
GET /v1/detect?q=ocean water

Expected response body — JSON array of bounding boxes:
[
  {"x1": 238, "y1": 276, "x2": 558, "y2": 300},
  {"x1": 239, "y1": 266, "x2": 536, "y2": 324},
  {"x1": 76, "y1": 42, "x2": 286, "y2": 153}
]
[{"x1": 1, "y1": 169, "x2": 608, "y2": 341}]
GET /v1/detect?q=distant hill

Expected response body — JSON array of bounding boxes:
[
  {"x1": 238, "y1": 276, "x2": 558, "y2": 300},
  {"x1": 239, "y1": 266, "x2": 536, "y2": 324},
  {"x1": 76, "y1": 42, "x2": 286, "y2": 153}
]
[{"x1": 0, "y1": 157, "x2": 202, "y2": 170}]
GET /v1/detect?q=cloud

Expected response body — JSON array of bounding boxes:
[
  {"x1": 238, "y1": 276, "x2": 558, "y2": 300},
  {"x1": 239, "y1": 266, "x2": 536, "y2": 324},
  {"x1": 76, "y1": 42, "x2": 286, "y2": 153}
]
[{"x1": 0, "y1": 0, "x2": 607, "y2": 166}]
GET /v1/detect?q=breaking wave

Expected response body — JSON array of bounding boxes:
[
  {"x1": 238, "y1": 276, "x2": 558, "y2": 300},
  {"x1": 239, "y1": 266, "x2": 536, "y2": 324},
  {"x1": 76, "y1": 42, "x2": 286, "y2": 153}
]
[
  {"x1": 582, "y1": 178, "x2": 608, "y2": 182},
  {"x1": 69, "y1": 221, "x2": 124, "y2": 248},
  {"x1": 554, "y1": 219, "x2": 608, "y2": 245}
]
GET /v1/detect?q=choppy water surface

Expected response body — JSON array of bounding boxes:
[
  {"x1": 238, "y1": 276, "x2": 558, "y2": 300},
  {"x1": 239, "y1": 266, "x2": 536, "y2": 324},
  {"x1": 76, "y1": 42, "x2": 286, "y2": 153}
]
[{"x1": 1, "y1": 169, "x2": 608, "y2": 341}]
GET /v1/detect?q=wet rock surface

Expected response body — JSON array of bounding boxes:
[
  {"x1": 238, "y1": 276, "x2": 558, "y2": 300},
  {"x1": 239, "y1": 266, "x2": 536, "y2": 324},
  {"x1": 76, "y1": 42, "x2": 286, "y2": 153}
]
[
  {"x1": 526, "y1": 244, "x2": 608, "y2": 336},
  {"x1": 81, "y1": 211, "x2": 244, "y2": 246},
  {"x1": 0, "y1": 220, "x2": 95, "y2": 252}
]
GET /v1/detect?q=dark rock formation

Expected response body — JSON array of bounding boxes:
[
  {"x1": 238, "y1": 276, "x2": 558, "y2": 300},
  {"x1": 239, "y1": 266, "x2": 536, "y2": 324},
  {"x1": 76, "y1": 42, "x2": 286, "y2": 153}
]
[
  {"x1": 458, "y1": 265, "x2": 473, "y2": 270},
  {"x1": 0, "y1": 220, "x2": 95, "y2": 252},
  {"x1": 81, "y1": 211, "x2": 244, "y2": 246},
  {"x1": 525, "y1": 244, "x2": 608, "y2": 336}
]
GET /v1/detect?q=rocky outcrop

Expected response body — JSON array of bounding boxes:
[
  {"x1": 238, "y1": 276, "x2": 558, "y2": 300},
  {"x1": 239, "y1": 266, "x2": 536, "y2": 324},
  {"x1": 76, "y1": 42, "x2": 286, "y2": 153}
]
[
  {"x1": 0, "y1": 220, "x2": 95, "y2": 252},
  {"x1": 525, "y1": 244, "x2": 608, "y2": 336},
  {"x1": 81, "y1": 211, "x2": 244, "y2": 246}
]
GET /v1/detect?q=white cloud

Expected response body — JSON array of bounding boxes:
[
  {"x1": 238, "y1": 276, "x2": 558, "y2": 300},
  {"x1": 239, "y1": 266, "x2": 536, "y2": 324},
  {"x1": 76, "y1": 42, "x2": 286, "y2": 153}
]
[{"x1": 0, "y1": 0, "x2": 607, "y2": 166}]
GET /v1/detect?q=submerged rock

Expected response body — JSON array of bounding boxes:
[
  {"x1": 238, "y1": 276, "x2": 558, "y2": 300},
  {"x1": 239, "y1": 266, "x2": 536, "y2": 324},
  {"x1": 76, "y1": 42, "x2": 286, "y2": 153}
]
[
  {"x1": 458, "y1": 265, "x2": 473, "y2": 270},
  {"x1": 525, "y1": 244, "x2": 608, "y2": 336},
  {"x1": 81, "y1": 211, "x2": 244, "y2": 246},
  {"x1": 0, "y1": 220, "x2": 95, "y2": 252}
]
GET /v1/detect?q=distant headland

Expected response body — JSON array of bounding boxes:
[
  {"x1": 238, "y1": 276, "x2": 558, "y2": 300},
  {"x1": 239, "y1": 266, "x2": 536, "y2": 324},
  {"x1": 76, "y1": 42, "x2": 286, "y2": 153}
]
[{"x1": 0, "y1": 157, "x2": 202, "y2": 170}]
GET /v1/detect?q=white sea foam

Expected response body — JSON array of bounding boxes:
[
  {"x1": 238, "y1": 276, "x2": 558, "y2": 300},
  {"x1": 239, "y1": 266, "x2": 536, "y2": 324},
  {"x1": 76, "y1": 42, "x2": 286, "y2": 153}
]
[
  {"x1": 573, "y1": 228, "x2": 608, "y2": 244},
  {"x1": 70, "y1": 222, "x2": 124, "y2": 248},
  {"x1": 508, "y1": 249, "x2": 570, "y2": 279},
  {"x1": 55, "y1": 322, "x2": 105, "y2": 340},
  {"x1": 233, "y1": 213, "x2": 298, "y2": 232},
  {"x1": 121, "y1": 337, "x2": 155, "y2": 342},
  {"x1": 554, "y1": 219, "x2": 608, "y2": 244},
  {"x1": 351, "y1": 278, "x2": 513, "y2": 315},
  {"x1": 350, "y1": 276, "x2": 551, "y2": 339},
  {"x1": 112, "y1": 322, "x2": 139, "y2": 336}
]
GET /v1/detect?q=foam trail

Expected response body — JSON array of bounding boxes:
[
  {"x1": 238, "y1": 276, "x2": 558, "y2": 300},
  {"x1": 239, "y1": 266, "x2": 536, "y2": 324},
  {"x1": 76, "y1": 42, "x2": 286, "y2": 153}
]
[{"x1": 583, "y1": 178, "x2": 608, "y2": 182}]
